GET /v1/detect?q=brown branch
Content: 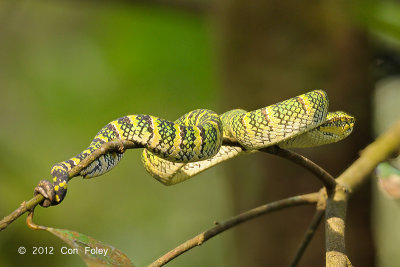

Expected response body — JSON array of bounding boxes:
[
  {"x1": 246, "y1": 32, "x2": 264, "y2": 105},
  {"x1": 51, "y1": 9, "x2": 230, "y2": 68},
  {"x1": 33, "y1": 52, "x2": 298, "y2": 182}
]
[
  {"x1": 261, "y1": 146, "x2": 337, "y2": 193},
  {"x1": 290, "y1": 201, "x2": 325, "y2": 267},
  {"x1": 0, "y1": 139, "x2": 143, "y2": 232},
  {"x1": 325, "y1": 185, "x2": 349, "y2": 267},
  {"x1": 147, "y1": 192, "x2": 320, "y2": 267}
]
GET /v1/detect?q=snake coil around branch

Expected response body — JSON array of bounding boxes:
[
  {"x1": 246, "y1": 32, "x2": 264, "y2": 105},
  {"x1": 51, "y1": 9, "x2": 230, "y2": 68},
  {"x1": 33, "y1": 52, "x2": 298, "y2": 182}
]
[{"x1": 34, "y1": 90, "x2": 355, "y2": 206}]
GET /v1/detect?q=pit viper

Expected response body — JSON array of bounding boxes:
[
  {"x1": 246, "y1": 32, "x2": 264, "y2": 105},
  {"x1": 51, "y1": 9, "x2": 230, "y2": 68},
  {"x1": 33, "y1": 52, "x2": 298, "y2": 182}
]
[{"x1": 35, "y1": 90, "x2": 355, "y2": 206}]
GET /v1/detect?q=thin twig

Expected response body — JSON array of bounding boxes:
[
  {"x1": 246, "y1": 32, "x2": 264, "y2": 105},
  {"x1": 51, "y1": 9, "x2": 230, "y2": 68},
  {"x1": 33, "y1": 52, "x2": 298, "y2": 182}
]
[
  {"x1": 261, "y1": 146, "x2": 337, "y2": 193},
  {"x1": 147, "y1": 192, "x2": 320, "y2": 267},
  {"x1": 290, "y1": 207, "x2": 325, "y2": 267},
  {"x1": 0, "y1": 139, "x2": 143, "y2": 232}
]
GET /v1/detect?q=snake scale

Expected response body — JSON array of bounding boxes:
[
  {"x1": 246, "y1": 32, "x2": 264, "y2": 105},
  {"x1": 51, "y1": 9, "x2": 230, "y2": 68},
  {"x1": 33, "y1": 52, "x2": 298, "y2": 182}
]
[{"x1": 35, "y1": 90, "x2": 355, "y2": 206}]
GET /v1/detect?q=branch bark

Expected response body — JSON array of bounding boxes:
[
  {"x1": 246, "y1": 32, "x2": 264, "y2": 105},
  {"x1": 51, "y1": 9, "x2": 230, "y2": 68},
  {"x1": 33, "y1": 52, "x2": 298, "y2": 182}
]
[{"x1": 325, "y1": 185, "x2": 349, "y2": 267}]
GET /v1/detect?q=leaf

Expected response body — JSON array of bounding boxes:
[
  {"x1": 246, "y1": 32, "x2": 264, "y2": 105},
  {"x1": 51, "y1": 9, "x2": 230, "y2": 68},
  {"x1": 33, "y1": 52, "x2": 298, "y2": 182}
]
[
  {"x1": 376, "y1": 162, "x2": 400, "y2": 199},
  {"x1": 27, "y1": 217, "x2": 134, "y2": 266},
  {"x1": 26, "y1": 209, "x2": 135, "y2": 266}
]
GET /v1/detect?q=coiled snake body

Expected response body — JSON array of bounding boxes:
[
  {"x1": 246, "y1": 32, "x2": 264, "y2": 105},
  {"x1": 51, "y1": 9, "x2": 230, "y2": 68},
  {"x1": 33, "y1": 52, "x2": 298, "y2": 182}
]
[{"x1": 35, "y1": 90, "x2": 355, "y2": 206}]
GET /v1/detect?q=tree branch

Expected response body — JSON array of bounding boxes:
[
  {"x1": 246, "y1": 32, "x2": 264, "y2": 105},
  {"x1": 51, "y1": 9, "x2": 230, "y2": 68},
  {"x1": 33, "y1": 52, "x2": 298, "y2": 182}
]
[
  {"x1": 147, "y1": 192, "x2": 320, "y2": 267},
  {"x1": 325, "y1": 185, "x2": 349, "y2": 267}
]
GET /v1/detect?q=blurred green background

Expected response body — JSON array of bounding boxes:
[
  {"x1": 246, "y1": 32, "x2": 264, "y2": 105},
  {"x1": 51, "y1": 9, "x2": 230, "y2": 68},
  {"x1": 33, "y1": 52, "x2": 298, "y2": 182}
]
[{"x1": 0, "y1": 0, "x2": 400, "y2": 266}]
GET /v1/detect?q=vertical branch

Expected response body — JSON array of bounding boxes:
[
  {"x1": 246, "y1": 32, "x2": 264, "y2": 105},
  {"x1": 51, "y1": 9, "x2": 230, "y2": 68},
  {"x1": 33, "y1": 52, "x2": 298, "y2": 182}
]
[{"x1": 325, "y1": 185, "x2": 350, "y2": 267}]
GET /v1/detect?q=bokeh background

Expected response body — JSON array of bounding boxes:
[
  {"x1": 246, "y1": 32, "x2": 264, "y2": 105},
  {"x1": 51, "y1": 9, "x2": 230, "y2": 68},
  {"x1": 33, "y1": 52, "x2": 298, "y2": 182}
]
[{"x1": 1, "y1": 0, "x2": 400, "y2": 266}]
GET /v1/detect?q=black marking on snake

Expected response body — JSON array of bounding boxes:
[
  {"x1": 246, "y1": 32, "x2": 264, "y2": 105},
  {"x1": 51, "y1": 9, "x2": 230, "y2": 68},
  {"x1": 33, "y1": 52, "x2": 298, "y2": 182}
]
[
  {"x1": 92, "y1": 138, "x2": 106, "y2": 145},
  {"x1": 135, "y1": 115, "x2": 146, "y2": 138},
  {"x1": 103, "y1": 124, "x2": 118, "y2": 140},
  {"x1": 189, "y1": 127, "x2": 196, "y2": 150},
  {"x1": 142, "y1": 115, "x2": 154, "y2": 145},
  {"x1": 117, "y1": 116, "x2": 130, "y2": 124},
  {"x1": 109, "y1": 123, "x2": 120, "y2": 139},
  {"x1": 51, "y1": 167, "x2": 65, "y2": 178},
  {"x1": 65, "y1": 159, "x2": 76, "y2": 168},
  {"x1": 322, "y1": 131, "x2": 334, "y2": 137},
  {"x1": 57, "y1": 162, "x2": 69, "y2": 173},
  {"x1": 155, "y1": 119, "x2": 176, "y2": 158},
  {"x1": 179, "y1": 125, "x2": 187, "y2": 146},
  {"x1": 118, "y1": 117, "x2": 133, "y2": 139},
  {"x1": 199, "y1": 126, "x2": 206, "y2": 155},
  {"x1": 193, "y1": 110, "x2": 202, "y2": 125}
]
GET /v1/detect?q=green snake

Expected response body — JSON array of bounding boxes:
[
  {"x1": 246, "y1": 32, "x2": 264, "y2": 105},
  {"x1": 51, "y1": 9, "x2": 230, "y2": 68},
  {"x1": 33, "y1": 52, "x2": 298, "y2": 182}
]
[{"x1": 35, "y1": 90, "x2": 355, "y2": 206}]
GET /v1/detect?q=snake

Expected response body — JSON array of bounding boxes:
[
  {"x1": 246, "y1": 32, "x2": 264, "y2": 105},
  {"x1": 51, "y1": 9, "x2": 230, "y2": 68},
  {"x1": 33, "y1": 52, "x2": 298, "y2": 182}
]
[{"x1": 34, "y1": 90, "x2": 355, "y2": 207}]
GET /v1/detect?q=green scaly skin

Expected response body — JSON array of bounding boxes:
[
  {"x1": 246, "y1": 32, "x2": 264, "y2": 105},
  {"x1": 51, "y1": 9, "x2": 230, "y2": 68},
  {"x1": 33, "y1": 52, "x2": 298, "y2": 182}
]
[{"x1": 35, "y1": 90, "x2": 355, "y2": 207}]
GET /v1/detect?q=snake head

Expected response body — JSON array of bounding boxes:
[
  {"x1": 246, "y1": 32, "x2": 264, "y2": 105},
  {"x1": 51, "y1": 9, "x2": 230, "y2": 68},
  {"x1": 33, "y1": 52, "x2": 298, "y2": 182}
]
[{"x1": 323, "y1": 111, "x2": 356, "y2": 139}]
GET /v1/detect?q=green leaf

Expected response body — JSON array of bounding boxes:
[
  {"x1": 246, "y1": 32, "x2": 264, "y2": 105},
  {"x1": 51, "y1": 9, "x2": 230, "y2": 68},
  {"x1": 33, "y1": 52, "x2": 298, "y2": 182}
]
[
  {"x1": 46, "y1": 227, "x2": 134, "y2": 266},
  {"x1": 26, "y1": 209, "x2": 135, "y2": 266}
]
